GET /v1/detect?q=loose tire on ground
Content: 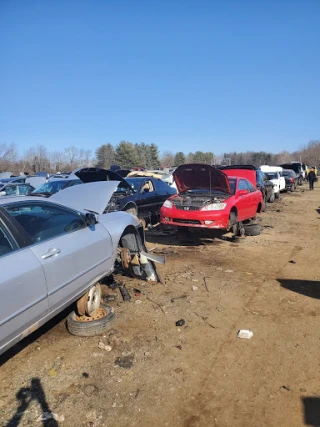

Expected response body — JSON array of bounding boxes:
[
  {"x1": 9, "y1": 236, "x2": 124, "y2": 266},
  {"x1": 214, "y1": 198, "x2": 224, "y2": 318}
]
[
  {"x1": 243, "y1": 223, "x2": 261, "y2": 236},
  {"x1": 67, "y1": 304, "x2": 115, "y2": 337}
]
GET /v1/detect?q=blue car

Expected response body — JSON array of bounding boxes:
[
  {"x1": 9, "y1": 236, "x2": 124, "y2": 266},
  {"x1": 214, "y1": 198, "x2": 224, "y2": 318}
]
[{"x1": 75, "y1": 168, "x2": 177, "y2": 221}]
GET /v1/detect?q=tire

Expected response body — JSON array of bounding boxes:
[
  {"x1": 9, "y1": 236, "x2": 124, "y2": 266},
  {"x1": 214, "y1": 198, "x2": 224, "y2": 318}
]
[
  {"x1": 67, "y1": 303, "x2": 115, "y2": 337},
  {"x1": 275, "y1": 191, "x2": 280, "y2": 200},
  {"x1": 269, "y1": 192, "x2": 275, "y2": 203},
  {"x1": 228, "y1": 212, "x2": 237, "y2": 234},
  {"x1": 290, "y1": 184, "x2": 295, "y2": 192},
  {"x1": 243, "y1": 223, "x2": 261, "y2": 236},
  {"x1": 262, "y1": 195, "x2": 267, "y2": 212}
]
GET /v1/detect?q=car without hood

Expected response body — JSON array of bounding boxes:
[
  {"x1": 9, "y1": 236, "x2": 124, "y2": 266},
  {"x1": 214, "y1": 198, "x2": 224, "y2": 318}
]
[
  {"x1": 160, "y1": 163, "x2": 262, "y2": 232},
  {"x1": 0, "y1": 182, "x2": 163, "y2": 356}
]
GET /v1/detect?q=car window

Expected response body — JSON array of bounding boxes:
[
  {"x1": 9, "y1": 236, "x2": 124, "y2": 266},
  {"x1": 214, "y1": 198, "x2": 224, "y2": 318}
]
[
  {"x1": 246, "y1": 180, "x2": 256, "y2": 192},
  {"x1": 4, "y1": 202, "x2": 86, "y2": 244},
  {"x1": 0, "y1": 220, "x2": 16, "y2": 257},
  {"x1": 238, "y1": 179, "x2": 249, "y2": 191},
  {"x1": 141, "y1": 180, "x2": 154, "y2": 193},
  {"x1": 69, "y1": 180, "x2": 82, "y2": 187}
]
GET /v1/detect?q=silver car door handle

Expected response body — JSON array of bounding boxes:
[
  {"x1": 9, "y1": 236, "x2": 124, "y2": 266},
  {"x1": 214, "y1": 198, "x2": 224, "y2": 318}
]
[{"x1": 41, "y1": 248, "x2": 61, "y2": 259}]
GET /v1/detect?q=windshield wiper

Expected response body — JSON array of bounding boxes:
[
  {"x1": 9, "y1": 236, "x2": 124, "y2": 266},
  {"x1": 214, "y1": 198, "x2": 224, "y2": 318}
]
[{"x1": 30, "y1": 192, "x2": 52, "y2": 197}]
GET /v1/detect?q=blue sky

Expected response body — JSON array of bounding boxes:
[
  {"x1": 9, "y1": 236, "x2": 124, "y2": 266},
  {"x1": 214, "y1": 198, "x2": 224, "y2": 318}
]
[{"x1": 1, "y1": 0, "x2": 319, "y2": 156}]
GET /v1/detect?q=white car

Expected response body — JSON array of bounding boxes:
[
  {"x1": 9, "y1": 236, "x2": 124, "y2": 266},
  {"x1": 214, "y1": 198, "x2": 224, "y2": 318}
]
[
  {"x1": 259, "y1": 166, "x2": 285, "y2": 199},
  {"x1": 0, "y1": 182, "x2": 162, "y2": 355}
]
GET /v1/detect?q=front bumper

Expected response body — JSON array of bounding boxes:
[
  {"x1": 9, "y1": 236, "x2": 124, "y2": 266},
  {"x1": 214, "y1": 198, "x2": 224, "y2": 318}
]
[{"x1": 160, "y1": 207, "x2": 230, "y2": 229}]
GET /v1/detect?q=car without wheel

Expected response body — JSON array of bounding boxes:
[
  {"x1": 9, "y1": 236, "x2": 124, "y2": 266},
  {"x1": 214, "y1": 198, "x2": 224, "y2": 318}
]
[
  {"x1": 160, "y1": 164, "x2": 262, "y2": 235},
  {"x1": 282, "y1": 169, "x2": 299, "y2": 192},
  {"x1": 0, "y1": 182, "x2": 162, "y2": 355}
]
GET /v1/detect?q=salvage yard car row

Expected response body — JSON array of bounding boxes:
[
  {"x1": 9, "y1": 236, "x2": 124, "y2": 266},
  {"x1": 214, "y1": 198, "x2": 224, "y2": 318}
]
[{"x1": 0, "y1": 163, "x2": 312, "y2": 356}]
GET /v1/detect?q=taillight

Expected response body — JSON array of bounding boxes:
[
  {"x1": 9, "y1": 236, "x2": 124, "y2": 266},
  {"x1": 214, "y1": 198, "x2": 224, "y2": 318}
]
[{"x1": 290, "y1": 178, "x2": 294, "y2": 182}]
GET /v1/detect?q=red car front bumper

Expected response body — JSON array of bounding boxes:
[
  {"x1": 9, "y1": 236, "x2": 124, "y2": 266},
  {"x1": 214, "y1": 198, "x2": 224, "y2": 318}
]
[{"x1": 160, "y1": 206, "x2": 230, "y2": 229}]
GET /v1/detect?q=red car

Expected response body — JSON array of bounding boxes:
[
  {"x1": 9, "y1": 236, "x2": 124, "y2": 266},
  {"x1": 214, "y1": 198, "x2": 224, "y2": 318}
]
[{"x1": 160, "y1": 164, "x2": 263, "y2": 232}]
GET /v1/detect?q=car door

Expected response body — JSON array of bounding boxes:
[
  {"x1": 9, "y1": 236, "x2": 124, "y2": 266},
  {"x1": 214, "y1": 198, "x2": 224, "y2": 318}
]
[
  {"x1": 246, "y1": 180, "x2": 261, "y2": 216},
  {"x1": 137, "y1": 179, "x2": 158, "y2": 218},
  {"x1": 4, "y1": 201, "x2": 113, "y2": 314},
  {"x1": 236, "y1": 179, "x2": 250, "y2": 220},
  {"x1": 0, "y1": 216, "x2": 48, "y2": 355}
]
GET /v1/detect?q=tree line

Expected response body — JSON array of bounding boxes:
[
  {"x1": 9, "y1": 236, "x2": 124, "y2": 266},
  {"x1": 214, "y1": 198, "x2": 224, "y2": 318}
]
[{"x1": 1, "y1": 139, "x2": 319, "y2": 175}]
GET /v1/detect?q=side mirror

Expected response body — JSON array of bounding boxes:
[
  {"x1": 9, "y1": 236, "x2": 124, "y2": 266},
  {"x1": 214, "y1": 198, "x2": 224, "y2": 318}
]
[
  {"x1": 238, "y1": 189, "x2": 249, "y2": 196},
  {"x1": 143, "y1": 188, "x2": 149, "y2": 193},
  {"x1": 85, "y1": 213, "x2": 97, "y2": 226}
]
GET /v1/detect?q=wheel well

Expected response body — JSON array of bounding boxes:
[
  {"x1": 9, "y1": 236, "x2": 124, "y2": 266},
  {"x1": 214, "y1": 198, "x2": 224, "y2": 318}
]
[
  {"x1": 230, "y1": 207, "x2": 238, "y2": 219},
  {"x1": 122, "y1": 202, "x2": 137, "y2": 213},
  {"x1": 257, "y1": 202, "x2": 262, "y2": 213},
  {"x1": 119, "y1": 226, "x2": 143, "y2": 252}
]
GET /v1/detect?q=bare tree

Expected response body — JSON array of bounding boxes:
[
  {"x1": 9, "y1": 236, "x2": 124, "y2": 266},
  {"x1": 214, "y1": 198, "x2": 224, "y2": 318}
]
[
  {"x1": 160, "y1": 150, "x2": 175, "y2": 167},
  {"x1": 22, "y1": 145, "x2": 50, "y2": 173},
  {"x1": 50, "y1": 150, "x2": 66, "y2": 172},
  {"x1": 0, "y1": 142, "x2": 17, "y2": 172}
]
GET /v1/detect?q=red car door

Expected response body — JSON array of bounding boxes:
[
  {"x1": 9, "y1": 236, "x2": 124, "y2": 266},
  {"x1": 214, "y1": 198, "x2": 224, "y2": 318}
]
[
  {"x1": 235, "y1": 179, "x2": 251, "y2": 221},
  {"x1": 246, "y1": 179, "x2": 261, "y2": 216}
]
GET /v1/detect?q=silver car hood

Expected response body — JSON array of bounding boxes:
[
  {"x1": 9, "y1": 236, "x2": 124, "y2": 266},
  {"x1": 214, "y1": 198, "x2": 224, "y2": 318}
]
[{"x1": 50, "y1": 181, "x2": 120, "y2": 214}]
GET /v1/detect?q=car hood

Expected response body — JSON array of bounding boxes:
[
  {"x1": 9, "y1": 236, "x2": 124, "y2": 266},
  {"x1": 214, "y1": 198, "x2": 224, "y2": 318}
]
[
  {"x1": 73, "y1": 167, "x2": 132, "y2": 190},
  {"x1": 173, "y1": 164, "x2": 232, "y2": 194},
  {"x1": 50, "y1": 181, "x2": 120, "y2": 214}
]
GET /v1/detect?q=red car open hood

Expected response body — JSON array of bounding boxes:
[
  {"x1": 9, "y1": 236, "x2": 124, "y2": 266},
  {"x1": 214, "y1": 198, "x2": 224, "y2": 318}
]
[
  {"x1": 219, "y1": 166, "x2": 257, "y2": 187},
  {"x1": 173, "y1": 164, "x2": 232, "y2": 194}
]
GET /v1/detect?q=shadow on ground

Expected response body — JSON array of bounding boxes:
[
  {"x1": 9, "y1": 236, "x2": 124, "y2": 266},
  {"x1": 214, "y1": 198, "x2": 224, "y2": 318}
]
[
  {"x1": 145, "y1": 227, "x2": 238, "y2": 247},
  {"x1": 5, "y1": 378, "x2": 58, "y2": 427},
  {"x1": 278, "y1": 279, "x2": 320, "y2": 300},
  {"x1": 302, "y1": 397, "x2": 320, "y2": 426}
]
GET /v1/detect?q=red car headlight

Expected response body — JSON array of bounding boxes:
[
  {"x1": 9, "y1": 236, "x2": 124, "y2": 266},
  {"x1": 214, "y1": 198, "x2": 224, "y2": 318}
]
[{"x1": 201, "y1": 202, "x2": 227, "y2": 211}]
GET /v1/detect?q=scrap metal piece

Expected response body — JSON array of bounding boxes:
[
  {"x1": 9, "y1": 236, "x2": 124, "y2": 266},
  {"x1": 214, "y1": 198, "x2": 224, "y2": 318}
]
[{"x1": 140, "y1": 250, "x2": 166, "y2": 265}]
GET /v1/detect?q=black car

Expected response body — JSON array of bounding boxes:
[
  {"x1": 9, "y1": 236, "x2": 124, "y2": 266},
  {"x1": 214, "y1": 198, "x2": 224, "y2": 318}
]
[
  {"x1": 256, "y1": 170, "x2": 275, "y2": 204},
  {"x1": 280, "y1": 163, "x2": 303, "y2": 185},
  {"x1": 75, "y1": 168, "x2": 177, "y2": 222},
  {"x1": 281, "y1": 169, "x2": 299, "y2": 192},
  {"x1": 218, "y1": 165, "x2": 275, "y2": 208}
]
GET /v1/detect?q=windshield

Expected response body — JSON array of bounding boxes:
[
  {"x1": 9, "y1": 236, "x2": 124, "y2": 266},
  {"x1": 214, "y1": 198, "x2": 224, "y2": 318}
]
[
  {"x1": 32, "y1": 181, "x2": 67, "y2": 194},
  {"x1": 265, "y1": 172, "x2": 277, "y2": 179},
  {"x1": 282, "y1": 171, "x2": 292, "y2": 177}
]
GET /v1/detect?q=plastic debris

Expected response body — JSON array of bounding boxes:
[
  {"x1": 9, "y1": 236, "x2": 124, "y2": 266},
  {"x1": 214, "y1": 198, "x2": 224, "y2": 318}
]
[
  {"x1": 192, "y1": 285, "x2": 198, "y2": 291},
  {"x1": 98, "y1": 341, "x2": 112, "y2": 351},
  {"x1": 237, "y1": 330, "x2": 254, "y2": 339}
]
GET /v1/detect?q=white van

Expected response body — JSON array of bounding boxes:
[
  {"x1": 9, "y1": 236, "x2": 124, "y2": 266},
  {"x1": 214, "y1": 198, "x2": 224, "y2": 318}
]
[{"x1": 259, "y1": 166, "x2": 286, "y2": 198}]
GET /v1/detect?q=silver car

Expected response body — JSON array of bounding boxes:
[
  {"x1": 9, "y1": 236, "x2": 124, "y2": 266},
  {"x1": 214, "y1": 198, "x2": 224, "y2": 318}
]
[{"x1": 0, "y1": 181, "x2": 161, "y2": 355}]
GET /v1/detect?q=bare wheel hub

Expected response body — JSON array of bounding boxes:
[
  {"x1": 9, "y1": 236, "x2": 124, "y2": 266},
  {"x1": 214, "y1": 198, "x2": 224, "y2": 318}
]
[{"x1": 76, "y1": 283, "x2": 102, "y2": 317}]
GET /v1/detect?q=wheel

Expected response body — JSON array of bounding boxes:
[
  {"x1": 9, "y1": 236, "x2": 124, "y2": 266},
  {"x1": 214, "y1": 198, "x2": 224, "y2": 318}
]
[
  {"x1": 67, "y1": 304, "x2": 115, "y2": 337},
  {"x1": 262, "y1": 195, "x2": 267, "y2": 212},
  {"x1": 269, "y1": 191, "x2": 275, "y2": 203},
  {"x1": 243, "y1": 224, "x2": 261, "y2": 236},
  {"x1": 228, "y1": 212, "x2": 237, "y2": 234},
  {"x1": 290, "y1": 184, "x2": 295, "y2": 192},
  {"x1": 275, "y1": 191, "x2": 280, "y2": 200},
  {"x1": 77, "y1": 283, "x2": 102, "y2": 317}
]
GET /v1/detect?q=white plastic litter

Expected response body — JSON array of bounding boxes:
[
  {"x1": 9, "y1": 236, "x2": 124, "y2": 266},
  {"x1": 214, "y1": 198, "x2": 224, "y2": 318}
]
[{"x1": 237, "y1": 330, "x2": 254, "y2": 339}]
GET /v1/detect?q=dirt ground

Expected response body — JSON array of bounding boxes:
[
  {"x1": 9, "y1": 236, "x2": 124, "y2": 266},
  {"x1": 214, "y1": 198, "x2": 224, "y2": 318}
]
[{"x1": 1, "y1": 183, "x2": 320, "y2": 427}]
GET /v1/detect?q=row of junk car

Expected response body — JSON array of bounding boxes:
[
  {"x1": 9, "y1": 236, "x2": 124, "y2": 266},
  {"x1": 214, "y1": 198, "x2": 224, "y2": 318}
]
[{"x1": 0, "y1": 161, "x2": 314, "y2": 356}]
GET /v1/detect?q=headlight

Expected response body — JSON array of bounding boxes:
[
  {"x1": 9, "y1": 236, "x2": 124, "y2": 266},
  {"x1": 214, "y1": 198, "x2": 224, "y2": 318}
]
[
  {"x1": 201, "y1": 202, "x2": 227, "y2": 211},
  {"x1": 163, "y1": 200, "x2": 173, "y2": 209}
]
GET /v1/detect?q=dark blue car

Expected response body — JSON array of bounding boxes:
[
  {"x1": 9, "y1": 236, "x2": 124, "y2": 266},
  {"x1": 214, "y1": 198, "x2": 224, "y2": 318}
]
[{"x1": 75, "y1": 168, "x2": 177, "y2": 221}]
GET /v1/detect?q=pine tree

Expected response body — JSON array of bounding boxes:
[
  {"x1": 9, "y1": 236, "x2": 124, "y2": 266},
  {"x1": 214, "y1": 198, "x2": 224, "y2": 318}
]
[
  {"x1": 95, "y1": 144, "x2": 115, "y2": 168},
  {"x1": 115, "y1": 141, "x2": 139, "y2": 168},
  {"x1": 149, "y1": 143, "x2": 161, "y2": 169},
  {"x1": 174, "y1": 152, "x2": 185, "y2": 166}
]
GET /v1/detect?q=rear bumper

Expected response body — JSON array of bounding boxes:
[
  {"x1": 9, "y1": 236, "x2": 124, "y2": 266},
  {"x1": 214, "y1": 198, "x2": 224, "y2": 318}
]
[{"x1": 160, "y1": 207, "x2": 230, "y2": 229}]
